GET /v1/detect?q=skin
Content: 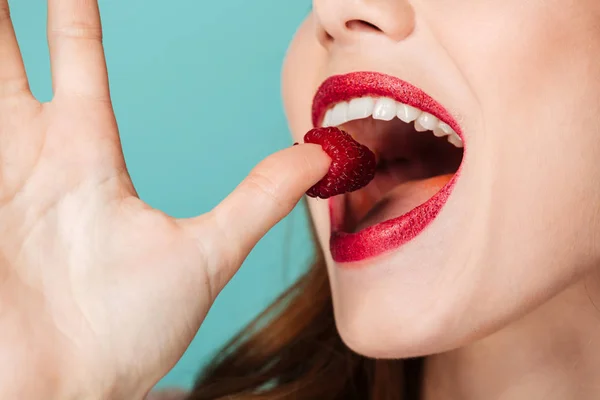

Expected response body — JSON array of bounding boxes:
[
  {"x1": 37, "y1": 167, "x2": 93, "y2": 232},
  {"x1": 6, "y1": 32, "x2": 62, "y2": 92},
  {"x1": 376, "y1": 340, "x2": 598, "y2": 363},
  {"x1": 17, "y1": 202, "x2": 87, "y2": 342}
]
[
  {"x1": 0, "y1": 0, "x2": 330, "y2": 398},
  {"x1": 2, "y1": 0, "x2": 600, "y2": 399},
  {"x1": 282, "y1": 0, "x2": 600, "y2": 399}
]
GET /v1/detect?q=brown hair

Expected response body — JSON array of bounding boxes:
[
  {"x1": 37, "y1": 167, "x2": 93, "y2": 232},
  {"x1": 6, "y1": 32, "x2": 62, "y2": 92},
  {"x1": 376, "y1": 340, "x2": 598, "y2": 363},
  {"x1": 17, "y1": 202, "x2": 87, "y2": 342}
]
[{"x1": 189, "y1": 225, "x2": 423, "y2": 399}]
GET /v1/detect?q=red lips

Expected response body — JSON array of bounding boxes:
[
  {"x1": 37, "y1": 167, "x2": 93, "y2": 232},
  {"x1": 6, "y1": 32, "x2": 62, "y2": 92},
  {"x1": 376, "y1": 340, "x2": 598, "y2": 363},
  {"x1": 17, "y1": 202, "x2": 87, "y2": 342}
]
[{"x1": 311, "y1": 71, "x2": 464, "y2": 264}]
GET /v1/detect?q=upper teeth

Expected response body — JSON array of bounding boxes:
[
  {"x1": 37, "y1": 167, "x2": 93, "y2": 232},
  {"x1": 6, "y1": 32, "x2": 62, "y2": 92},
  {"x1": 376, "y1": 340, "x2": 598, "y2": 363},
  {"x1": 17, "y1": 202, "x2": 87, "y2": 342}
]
[{"x1": 321, "y1": 96, "x2": 463, "y2": 148}]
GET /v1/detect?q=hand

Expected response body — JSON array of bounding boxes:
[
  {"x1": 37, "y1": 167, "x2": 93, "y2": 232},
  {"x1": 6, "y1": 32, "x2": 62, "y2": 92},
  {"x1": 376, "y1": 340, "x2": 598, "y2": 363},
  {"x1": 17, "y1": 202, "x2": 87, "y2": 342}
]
[{"x1": 0, "y1": 1, "x2": 329, "y2": 398}]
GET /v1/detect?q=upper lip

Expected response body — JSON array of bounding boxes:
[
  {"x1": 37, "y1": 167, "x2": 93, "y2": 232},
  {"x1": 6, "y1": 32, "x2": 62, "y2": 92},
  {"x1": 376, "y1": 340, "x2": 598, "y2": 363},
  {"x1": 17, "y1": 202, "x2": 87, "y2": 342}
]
[{"x1": 311, "y1": 71, "x2": 463, "y2": 142}]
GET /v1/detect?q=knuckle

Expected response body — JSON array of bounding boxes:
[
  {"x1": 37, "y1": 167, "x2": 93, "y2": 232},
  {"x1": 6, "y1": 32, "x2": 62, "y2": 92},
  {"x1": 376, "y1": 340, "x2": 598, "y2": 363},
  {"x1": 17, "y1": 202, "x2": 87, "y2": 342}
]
[
  {"x1": 241, "y1": 155, "x2": 300, "y2": 212},
  {"x1": 58, "y1": 90, "x2": 112, "y2": 105},
  {"x1": 243, "y1": 170, "x2": 285, "y2": 208},
  {"x1": 50, "y1": 24, "x2": 103, "y2": 42},
  {"x1": 0, "y1": 78, "x2": 30, "y2": 99}
]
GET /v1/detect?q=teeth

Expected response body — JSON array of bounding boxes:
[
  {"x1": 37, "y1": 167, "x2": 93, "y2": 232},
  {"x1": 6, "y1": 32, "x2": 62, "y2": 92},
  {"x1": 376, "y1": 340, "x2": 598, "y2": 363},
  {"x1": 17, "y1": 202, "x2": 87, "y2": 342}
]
[
  {"x1": 397, "y1": 103, "x2": 421, "y2": 123},
  {"x1": 322, "y1": 109, "x2": 333, "y2": 127},
  {"x1": 433, "y1": 122, "x2": 452, "y2": 137},
  {"x1": 348, "y1": 97, "x2": 375, "y2": 120},
  {"x1": 330, "y1": 102, "x2": 349, "y2": 127},
  {"x1": 320, "y1": 97, "x2": 463, "y2": 149},
  {"x1": 447, "y1": 133, "x2": 463, "y2": 148},
  {"x1": 373, "y1": 98, "x2": 397, "y2": 121},
  {"x1": 415, "y1": 112, "x2": 439, "y2": 132}
]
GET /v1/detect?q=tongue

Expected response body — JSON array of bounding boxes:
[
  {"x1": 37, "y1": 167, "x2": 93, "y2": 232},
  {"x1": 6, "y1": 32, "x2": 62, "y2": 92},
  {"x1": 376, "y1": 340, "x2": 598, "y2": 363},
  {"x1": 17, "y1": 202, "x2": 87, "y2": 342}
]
[{"x1": 352, "y1": 174, "x2": 453, "y2": 233}]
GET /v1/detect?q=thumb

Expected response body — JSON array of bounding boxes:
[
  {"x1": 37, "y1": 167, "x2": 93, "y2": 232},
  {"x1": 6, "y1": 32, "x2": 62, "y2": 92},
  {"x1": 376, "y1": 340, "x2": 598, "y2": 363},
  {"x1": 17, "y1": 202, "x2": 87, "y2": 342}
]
[{"x1": 179, "y1": 143, "x2": 330, "y2": 291}]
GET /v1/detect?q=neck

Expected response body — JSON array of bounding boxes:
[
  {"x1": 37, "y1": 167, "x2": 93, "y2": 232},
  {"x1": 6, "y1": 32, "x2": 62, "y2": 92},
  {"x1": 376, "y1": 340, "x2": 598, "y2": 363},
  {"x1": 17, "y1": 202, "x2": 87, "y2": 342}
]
[{"x1": 422, "y1": 270, "x2": 600, "y2": 400}]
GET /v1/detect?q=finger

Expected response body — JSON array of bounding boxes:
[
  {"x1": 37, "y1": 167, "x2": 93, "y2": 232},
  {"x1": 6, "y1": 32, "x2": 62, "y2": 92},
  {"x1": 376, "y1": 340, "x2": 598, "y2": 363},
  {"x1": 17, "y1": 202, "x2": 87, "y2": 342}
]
[
  {"x1": 0, "y1": 0, "x2": 30, "y2": 96},
  {"x1": 180, "y1": 144, "x2": 330, "y2": 288},
  {"x1": 47, "y1": 0, "x2": 109, "y2": 99}
]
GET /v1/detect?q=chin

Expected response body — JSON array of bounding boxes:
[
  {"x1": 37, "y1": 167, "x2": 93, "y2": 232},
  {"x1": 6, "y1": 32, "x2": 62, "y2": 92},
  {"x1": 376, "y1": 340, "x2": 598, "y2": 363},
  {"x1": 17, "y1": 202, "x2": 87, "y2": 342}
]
[{"x1": 329, "y1": 267, "x2": 476, "y2": 360}]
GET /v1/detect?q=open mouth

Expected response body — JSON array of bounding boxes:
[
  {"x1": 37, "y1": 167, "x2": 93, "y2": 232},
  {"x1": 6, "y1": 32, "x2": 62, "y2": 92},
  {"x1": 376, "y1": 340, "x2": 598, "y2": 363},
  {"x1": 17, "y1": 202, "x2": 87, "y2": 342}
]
[{"x1": 311, "y1": 72, "x2": 465, "y2": 264}]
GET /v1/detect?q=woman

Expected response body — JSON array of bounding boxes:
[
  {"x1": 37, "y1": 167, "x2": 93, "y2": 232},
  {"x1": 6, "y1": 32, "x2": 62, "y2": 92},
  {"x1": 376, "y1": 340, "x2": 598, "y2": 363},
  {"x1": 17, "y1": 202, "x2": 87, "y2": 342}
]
[{"x1": 2, "y1": 0, "x2": 600, "y2": 399}]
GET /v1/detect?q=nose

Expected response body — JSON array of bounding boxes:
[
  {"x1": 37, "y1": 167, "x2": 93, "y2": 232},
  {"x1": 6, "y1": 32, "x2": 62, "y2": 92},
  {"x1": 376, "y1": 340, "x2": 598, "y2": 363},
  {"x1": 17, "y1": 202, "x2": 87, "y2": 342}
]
[{"x1": 313, "y1": 0, "x2": 415, "y2": 47}]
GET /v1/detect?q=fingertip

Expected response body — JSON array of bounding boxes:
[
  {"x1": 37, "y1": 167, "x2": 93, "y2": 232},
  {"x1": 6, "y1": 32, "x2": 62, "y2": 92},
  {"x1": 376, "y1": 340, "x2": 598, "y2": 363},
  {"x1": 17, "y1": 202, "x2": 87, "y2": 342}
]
[{"x1": 287, "y1": 142, "x2": 331, "y2": 182}]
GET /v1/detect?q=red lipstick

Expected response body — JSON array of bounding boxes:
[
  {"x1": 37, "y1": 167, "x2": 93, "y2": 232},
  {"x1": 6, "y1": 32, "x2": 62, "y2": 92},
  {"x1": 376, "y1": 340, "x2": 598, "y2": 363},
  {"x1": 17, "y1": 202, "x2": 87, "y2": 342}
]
[{"x1": 311, "y1": 72, "x2": 464, "y2": 264}]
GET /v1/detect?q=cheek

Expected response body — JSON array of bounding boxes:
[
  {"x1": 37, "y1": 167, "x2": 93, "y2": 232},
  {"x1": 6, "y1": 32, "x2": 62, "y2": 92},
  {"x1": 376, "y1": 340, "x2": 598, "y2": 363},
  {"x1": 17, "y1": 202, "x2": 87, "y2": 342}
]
[
  {"x1": 429, "y1": 0, "x2": 600, "y2": 271},
  {"x1": 282, "y1": 16, "x2": 333, "y2": 257},
  {"x1": 474, "y1": 5, "x2": 600, "y2": 266},
  {"x1": 282, "y1": 15, "x2": 327, "y2": 143},
  {"x1": 428, "y1": 0, "x2": 600, "y2": 124}
]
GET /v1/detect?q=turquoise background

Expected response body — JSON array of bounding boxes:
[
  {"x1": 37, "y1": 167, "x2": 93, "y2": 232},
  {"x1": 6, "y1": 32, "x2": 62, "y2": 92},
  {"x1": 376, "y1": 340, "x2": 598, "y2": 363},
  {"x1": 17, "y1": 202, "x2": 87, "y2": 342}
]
[{"x1": 10, "y1": 0, "x2": 313, "y2": 389}]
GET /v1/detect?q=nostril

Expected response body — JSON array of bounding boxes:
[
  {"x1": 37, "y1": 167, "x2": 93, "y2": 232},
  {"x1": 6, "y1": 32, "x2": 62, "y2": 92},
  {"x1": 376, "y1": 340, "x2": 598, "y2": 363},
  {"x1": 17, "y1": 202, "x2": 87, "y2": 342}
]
[{"x1": 345, "y1": 20, "x2": 383, "y2": 34}]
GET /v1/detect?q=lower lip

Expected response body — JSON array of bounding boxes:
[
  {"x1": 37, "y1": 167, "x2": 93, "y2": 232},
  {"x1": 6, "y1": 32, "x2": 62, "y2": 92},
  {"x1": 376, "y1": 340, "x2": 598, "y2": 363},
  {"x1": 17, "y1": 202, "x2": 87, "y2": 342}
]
[{"x1": 329, "y1": 171, "x2": 461, "y2": 264}]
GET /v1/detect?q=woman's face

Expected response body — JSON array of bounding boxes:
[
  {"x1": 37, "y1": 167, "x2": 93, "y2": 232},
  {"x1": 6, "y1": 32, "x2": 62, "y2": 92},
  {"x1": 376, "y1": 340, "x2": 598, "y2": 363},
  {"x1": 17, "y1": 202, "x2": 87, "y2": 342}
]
[{"x1": 282, "y1": 0, "x2": 600, "y2": 358}]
